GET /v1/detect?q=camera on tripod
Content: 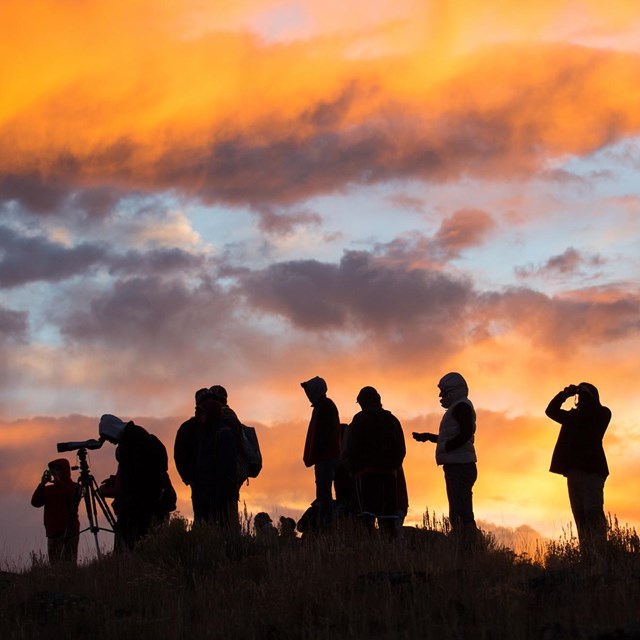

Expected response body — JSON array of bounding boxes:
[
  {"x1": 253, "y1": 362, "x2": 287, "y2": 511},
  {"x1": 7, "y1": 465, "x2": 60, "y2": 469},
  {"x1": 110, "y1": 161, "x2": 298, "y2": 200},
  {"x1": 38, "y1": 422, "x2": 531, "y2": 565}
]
[{"x1": 56, "y1": 438, "x2": 104, "y2": 453}]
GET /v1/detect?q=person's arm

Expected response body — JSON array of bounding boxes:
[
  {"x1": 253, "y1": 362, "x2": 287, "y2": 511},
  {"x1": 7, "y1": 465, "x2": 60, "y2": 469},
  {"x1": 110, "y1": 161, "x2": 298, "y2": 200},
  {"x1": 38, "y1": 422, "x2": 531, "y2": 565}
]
[
  {"x1": 174, "y1": 423, "x2": 193, "y2": 486},
  {"x1": 341, "y1": 416, "x2": 360, "y2": 472},
  {"x1": 412, "y1": 432, "x2": 438, "y2": 443},
  {"x1": 315, "y1": 400, "x2": 339, "y2": 456},
  {"x1": 444, "y1": 403, "x2": 474, "y2": 452},
  {"x1": 216, "y1": 427, "x2": 238, "y2": 498},
  {"x1": 31, "y1": 479, "x2": 47, "y2": 507},
  {"x1": 545, "y1": 386, "x2": 576, "y2": 424}
]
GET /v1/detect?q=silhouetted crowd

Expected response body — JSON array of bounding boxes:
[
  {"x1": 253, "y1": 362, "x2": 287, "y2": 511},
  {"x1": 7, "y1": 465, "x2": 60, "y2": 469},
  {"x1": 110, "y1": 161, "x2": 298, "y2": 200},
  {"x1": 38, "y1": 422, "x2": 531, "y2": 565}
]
[{"x1": 32, "y1": 375, "x2": 611, "y2": 563}]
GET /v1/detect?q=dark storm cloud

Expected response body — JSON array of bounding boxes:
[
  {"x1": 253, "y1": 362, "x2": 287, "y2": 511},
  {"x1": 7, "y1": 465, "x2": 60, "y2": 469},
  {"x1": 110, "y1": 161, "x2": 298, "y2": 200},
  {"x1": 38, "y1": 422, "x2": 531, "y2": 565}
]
[
  {"x1": 0, "y1": 174, "x2": 127, "y2": 218},
  {"x1": 108, "y1": 247, "x2": 207, "y2": 276},
  {"x1": 239, "y1": 249, "x2": 474, "y2": 331},
  {"x1": 0, "y1": 225, "x2": 107, "y2": 288},
  {"x1": 59, "y1": 276, "x2": 236, "y2": 352},
  {"x1": 0, "y1": 225, "x2": 207, "y2": 288},
  {"x1": 515, "y1": 247, "x2": 605, "y2": 280},
  {"x1": 238, "y1": 245, "x2": 639, "y2": 357}
]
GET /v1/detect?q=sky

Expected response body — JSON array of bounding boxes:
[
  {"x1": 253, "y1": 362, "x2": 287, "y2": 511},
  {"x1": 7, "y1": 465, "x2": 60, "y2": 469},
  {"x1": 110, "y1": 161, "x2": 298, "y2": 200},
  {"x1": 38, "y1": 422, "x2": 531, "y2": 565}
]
[{"x1": 1, "y1": 0, "x2": 639, "y2": 566}]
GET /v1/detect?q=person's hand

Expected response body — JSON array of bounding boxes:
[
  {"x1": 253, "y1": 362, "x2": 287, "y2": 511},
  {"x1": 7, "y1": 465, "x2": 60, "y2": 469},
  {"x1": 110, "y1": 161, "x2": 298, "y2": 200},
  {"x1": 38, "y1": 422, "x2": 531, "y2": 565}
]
[
  {"x1": 41, "y1": 469, "x2": 52, "y2": 484},
  {"x1": 563, "y1": 384, "x2": 579, "y2": 396}
]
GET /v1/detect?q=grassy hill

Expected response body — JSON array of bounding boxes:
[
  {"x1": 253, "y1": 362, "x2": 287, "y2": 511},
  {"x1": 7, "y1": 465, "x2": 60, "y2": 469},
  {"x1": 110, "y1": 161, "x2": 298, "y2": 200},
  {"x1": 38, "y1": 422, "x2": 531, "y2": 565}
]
[{"x1": 2, "y1": 514, "x2": 639, "y2": 639}]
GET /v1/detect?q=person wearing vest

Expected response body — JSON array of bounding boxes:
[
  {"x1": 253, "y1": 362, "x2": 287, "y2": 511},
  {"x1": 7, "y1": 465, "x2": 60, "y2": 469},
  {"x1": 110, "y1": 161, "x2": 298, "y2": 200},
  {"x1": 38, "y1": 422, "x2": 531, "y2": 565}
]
[{"x1": 413, "y1": 372, "x2": 478, "y2": 535}]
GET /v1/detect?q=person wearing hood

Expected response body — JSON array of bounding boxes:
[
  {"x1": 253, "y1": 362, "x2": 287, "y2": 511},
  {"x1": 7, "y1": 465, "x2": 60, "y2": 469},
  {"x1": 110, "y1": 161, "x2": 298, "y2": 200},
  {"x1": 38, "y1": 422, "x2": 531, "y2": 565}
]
[
  {"x1": 300, "y1": 376, "x2": 341, "y2": 527},
  {"x1": 174, "y1": 388, "x2": 239, "y2": 527},
  {"x1": 413, "y1": 372, "x2": 478, "y2": 535},
  {"x1": 545, "y1": 382, "x2": 611, "y2": 551},
  {"x1": 99, "y1": 414, "x2": 171, "y2": 549},
  {"x1": 31, "y1": 458, "x2": 80, "y2": 563},
  {"x1": 342, "y1": 386, "x2": 406, "y2": 535}
]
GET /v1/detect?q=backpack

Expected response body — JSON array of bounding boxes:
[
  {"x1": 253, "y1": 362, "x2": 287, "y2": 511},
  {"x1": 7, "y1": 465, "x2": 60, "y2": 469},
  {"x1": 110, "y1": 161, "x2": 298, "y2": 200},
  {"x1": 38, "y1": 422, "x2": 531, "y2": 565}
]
[
  {"x1": 236, "y1": 424, "x2": 262, "y2": 487},
  {"x1": 155, "y1": 472, "x2": 177, "y2": 519}
]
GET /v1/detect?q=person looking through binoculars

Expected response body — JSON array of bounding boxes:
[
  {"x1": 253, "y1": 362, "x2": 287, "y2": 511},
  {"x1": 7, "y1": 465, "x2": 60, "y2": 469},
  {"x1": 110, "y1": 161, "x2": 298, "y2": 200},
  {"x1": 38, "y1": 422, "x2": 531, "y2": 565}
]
[{"x1": 31, "y1": 458, "x2": 80, "y2": 564}]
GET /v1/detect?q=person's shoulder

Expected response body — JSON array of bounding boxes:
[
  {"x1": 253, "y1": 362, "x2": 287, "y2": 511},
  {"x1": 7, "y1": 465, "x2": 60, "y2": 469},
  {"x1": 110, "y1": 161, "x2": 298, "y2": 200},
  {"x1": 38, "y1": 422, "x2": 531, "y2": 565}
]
[
  {"x1": 177, "y1": 417, "x2": 198, "y2": 432},
  {"x1": 600, "y1": 405, "x2": 612, "y2": 421},
  {"x1": 320, "y1": 396, "x2": 338, "y2": 409}
]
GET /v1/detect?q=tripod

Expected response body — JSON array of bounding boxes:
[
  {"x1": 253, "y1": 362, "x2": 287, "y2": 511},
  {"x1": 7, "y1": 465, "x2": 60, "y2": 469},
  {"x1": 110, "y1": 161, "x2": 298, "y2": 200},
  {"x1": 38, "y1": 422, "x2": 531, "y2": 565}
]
[{"x1": 65, "y1": 447, "x2": 117, "y2": 559}]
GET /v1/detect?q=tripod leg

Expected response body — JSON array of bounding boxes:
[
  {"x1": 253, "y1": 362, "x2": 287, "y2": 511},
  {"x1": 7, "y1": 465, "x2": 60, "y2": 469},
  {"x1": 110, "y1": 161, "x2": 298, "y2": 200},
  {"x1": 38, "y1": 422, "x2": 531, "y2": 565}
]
[
  {"x1": 89, "y1": 477, "x2": 118, "y2": 530},
  {"x1": 84, "y1": 484, "x2": 102, "y2": 558},
  {"x1": 60, "y1": 481, "x2": 84, "y2": 564}
]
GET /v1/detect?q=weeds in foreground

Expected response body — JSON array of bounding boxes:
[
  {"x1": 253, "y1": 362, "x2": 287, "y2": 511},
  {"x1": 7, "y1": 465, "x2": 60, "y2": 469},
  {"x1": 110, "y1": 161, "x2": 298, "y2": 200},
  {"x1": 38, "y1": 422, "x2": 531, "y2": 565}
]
[{"x1": 1, "y1": 513, "x2": 639, "y2": 640}]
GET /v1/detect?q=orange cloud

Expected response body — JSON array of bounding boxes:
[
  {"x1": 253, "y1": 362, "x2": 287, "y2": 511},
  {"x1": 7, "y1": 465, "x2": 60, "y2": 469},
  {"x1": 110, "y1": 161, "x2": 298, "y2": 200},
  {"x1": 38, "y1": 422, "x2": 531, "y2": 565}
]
[{"x1": 3, "y1": 2, "x2": 640, "y2": 207}]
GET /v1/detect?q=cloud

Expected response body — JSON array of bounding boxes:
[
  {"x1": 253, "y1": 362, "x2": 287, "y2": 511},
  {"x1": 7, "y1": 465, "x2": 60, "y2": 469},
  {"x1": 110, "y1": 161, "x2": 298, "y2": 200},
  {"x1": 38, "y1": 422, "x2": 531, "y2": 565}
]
[
  {"x1": 253, "y1": 205, "x2": 323, "y2": 236},
  {"x1": 433, "y1": 209, "x2": 496, "y2": 258},
  {"x1": 58, "y1": 276, "x2": 236, "y2": 353},
  {"x1": 0, "y1": 174, "x2": 128, "y2": 218},
  {"x1": 0, "y1": 223, "x2": 207, "y2": 289},
  {"x1": 3, "y1": 2, "x2": 640, "y2": 210},
  {"x1": 515, "y1": 247, "x2": 606, "y2": 280},
  {"x1": 0, "y1": 225, "x2": 107, "y2": 288},
  {"x1": 239, "y1": 249, "x2": 474, "y2": 335},
  {"x1": 0, "y1": 305, "x2": 27, "y2": 343}
]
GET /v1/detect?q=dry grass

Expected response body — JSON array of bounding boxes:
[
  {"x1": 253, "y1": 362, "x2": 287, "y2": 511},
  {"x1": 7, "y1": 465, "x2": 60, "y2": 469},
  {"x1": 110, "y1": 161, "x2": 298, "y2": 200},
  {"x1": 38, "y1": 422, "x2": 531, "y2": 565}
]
[{"x1": 1, "y1": 512, "x2": 639, "y2": 639}]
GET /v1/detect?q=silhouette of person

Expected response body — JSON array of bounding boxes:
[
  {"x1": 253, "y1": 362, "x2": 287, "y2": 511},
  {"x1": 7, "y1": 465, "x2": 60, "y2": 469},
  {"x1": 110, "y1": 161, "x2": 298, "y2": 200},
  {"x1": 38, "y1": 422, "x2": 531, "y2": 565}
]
[
  {"x1": 300, "y1": 376, "x2": 341, "y2": 528},
  {"x1": 99, "y1": 414, "x2": 169, "y2": 549},
  {"x1": 278, "y1": 516, "x2": 298, "y2": 542},
  {"x1": 341, "y1": 386, "x2": 406, "y2": 536},
  {"x1": 175, "y1": 388, "x2": 208, "y2": 510},
  {"x1": 334, "y1": 423, "x2": 357, "y2": 520},
  {"x1": 174, "y1": 389, "x2": 238, "y2": 528},
  {"x1": 31, "y1": 458, "x2": 79, "y2": 563},
  {"x1": 254, "y1": 512, "x2": 278, "y2": 543},
  {"x1": 545, "y1": 382, "x2": 611, "y2": 551},
  {"x1": 413, "y1": 372, "x2": 478, "y2": 536}
]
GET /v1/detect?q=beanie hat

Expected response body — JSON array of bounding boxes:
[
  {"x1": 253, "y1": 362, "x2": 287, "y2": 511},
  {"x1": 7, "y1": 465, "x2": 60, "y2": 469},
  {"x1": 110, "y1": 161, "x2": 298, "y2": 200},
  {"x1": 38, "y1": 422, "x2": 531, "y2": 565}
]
[
  {"x1": 209, "y1": 385, "x2": 228, "y2": 403},
  {"x1": 196, "y1": 388, "x2": 217, "y2": 405},
  {"x1": 356, "y1": 386, "x2": 381, "y2": 406},
  {"x1": 99, "y1": 414, "x2": 128, "y2": 442}
]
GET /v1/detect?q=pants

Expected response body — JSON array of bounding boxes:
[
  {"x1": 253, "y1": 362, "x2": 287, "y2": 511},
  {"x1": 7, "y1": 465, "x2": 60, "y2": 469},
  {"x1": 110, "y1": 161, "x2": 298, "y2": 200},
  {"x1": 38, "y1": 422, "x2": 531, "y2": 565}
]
[
  {"x1": 443, "y1": 463, "x2": 477, "y2": 532},
  {"x1": 314, "y1": 458, "x2": 339, "y2": 526},
  {"x1": 192, "y1": 491, "x2": 239, "y2": 530},
  {"x1": 116, "y1": 506, "x2": 154, "y2": 550},
  {"x1": 566, "y1": 470, "x2": 607, "y2": 547},
  {"x1": 47, "y1": 534, "x2": 79, "y2": 564}
]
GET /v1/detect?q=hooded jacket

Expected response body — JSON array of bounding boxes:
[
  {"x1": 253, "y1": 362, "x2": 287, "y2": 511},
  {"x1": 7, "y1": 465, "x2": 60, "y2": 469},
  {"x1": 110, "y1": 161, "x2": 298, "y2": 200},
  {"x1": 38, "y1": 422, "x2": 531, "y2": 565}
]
[
  {"x1": 31, "y1": 458, "x2": 79, "y2": 538},
  {"x1": 435, "y1": 373, "x2": 477, "y2": 465},
  {"x1": 301, "y1": 377, "x2": 341, "y2": 467}
]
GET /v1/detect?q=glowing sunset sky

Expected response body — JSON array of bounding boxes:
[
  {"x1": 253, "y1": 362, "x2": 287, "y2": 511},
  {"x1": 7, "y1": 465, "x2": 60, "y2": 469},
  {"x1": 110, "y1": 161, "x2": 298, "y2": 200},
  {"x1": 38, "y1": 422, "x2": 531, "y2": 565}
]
[{"x1": 1, "y1": 0, "x2": 639, "y2": 563}]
